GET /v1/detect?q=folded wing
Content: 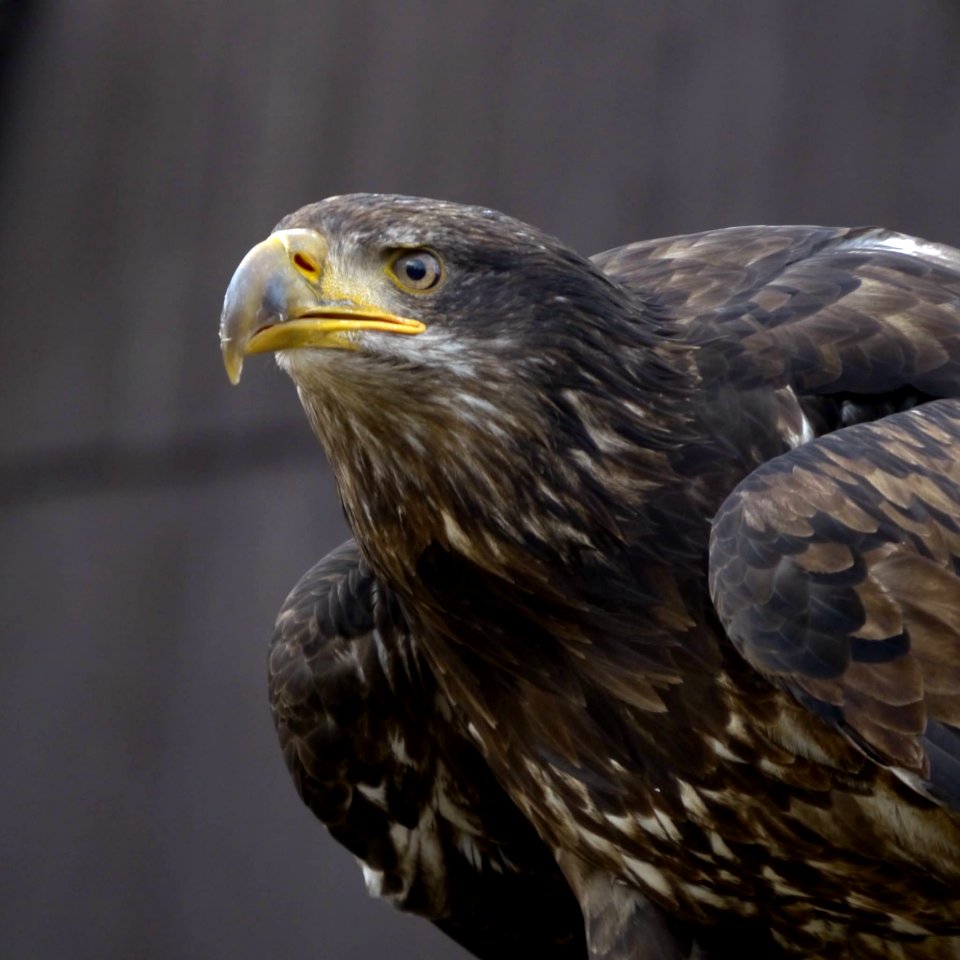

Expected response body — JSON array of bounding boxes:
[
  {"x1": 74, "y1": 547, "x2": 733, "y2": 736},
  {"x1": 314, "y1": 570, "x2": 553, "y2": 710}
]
[
  {"x1": 268, "y1": 539, "x2": 587, "y2": 959},
  {"x1": 709, "y1": 400, "x2": 960, "y2": 807}
]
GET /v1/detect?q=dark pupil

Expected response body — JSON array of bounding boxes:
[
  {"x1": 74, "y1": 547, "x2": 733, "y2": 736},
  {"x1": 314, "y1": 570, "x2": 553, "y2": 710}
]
[{"x1": 404, "y1": 257, "x2": 428, "y2": 282}]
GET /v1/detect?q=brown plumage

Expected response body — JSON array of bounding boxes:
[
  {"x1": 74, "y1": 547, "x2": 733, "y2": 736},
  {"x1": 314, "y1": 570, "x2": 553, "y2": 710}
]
[{"x1": 221, "y1": 196, "x2": 960, "y2": 958}]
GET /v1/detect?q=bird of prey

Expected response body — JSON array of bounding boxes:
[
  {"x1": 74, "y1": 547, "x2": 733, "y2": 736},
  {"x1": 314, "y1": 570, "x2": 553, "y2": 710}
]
[{"x1": 220, "y1": 195, "x2": 960, "y2": 959}]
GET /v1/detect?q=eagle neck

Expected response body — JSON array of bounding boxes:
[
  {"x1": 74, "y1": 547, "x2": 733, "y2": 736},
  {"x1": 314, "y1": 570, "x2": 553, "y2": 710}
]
[{"x1": 297, "y1": 330, "x2": 701, "y2": 595}]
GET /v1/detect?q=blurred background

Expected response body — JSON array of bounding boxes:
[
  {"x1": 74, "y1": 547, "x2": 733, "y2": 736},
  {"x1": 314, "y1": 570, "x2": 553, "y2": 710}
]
[{"x1": 2, "y1": 2, "x2": 959, "y2": 958}]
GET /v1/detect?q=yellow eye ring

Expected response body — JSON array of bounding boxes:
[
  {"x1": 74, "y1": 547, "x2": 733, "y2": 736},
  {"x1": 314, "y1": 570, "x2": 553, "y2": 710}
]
[{"x1": 388, "y1": 249, "x2": 443, "y2": 292}]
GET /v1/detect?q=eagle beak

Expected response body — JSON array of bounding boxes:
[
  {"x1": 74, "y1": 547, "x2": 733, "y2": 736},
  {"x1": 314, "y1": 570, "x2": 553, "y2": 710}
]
[{"x1": 219, "y1": 228, "x2": 426, "y2": 384}]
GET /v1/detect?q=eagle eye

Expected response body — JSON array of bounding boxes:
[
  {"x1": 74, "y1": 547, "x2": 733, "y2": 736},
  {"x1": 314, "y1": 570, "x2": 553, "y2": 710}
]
[{"x1": 389, "y1": 250, "x2": 443, "y2": 292}]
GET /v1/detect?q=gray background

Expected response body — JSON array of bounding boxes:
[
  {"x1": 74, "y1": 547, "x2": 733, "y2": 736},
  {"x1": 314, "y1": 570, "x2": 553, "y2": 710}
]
[{"x1": 3, "y1": 2, "x2": 959, "y2": 958}]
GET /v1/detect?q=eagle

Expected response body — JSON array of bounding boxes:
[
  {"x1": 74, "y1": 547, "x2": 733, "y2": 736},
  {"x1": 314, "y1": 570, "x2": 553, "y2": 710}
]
[{"x1": 219, "y1": 195, "x2": 960, "y2": 959}]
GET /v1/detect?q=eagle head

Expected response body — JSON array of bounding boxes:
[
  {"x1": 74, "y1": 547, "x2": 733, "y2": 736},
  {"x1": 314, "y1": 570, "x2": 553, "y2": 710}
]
[
  {"x1": 220, "y1": 194, "x2": 687, "y2": 580},
  {"x1": 220, "y1": 194, "x2": 638, "y2": 389}
]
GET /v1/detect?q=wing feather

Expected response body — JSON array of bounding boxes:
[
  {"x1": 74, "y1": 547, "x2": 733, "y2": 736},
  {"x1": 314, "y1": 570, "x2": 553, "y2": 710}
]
[
  {"x1": 709, "y1": 400, "x2": 960, "y2": 806},
  {"x1": 597, "y1": 224, "x2": 960, "y2": 406},
  {"x1": 268, "y1": 539, "x2": 587, "y2": 959}
]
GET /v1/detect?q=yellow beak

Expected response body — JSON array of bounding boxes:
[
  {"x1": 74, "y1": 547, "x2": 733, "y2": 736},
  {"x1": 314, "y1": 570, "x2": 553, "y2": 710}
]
[{"x1": 219, "y1": 229, "x2": 425, "y2": 384}]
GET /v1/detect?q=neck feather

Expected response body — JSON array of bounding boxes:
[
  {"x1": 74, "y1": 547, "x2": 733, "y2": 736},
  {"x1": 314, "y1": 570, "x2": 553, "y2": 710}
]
[{"x1": 291, "y1": 327, "x2": 698, "y2": 593}]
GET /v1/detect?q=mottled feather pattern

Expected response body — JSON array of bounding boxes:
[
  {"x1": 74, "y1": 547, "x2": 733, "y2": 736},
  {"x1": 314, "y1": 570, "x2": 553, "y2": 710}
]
[
  {"x1": 710, "y1": 399, "x2": 960, "y2": 804},
  {"x1": 223, "y1": 196, "x2": 960, "y2": 957},
  {"x1": 268, "y1": 540, "x2": 588, "y2": 959}
]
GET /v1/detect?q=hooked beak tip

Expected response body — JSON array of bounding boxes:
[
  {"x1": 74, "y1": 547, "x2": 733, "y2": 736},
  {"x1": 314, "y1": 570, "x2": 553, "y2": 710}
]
[{"x1": 220, "y1": 336, "x2": 244, "y2": 385}]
